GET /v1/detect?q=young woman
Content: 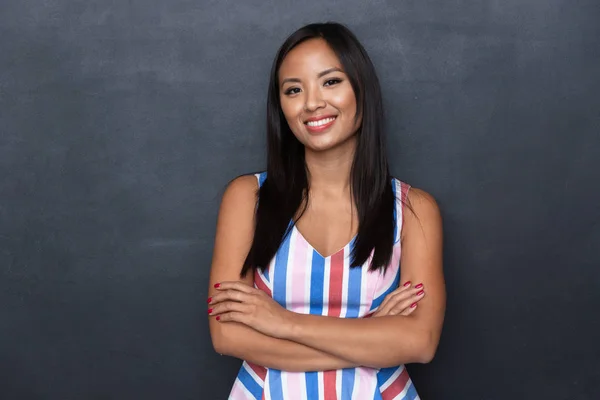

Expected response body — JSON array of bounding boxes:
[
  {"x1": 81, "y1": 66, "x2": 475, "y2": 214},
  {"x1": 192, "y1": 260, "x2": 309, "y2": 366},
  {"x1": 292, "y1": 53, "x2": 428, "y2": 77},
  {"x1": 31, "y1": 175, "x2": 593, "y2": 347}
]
[{"x1": 207, "y1": 22, "x2": 445, "y2": 400}]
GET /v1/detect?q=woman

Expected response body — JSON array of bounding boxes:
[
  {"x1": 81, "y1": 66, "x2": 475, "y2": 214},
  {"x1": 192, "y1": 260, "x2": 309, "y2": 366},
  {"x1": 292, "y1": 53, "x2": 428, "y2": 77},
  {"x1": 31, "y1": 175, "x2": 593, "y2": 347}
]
[{"x1": 208, "y1": 22, "x2": 445, "y2": 400}]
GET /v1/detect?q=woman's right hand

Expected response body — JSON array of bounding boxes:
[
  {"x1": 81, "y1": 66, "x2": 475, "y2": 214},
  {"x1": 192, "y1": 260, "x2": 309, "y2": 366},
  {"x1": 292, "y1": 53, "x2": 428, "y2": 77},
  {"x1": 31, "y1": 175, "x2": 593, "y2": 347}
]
[{"x1": 371, "y1": 282, "x2": 425, "y2": 317}]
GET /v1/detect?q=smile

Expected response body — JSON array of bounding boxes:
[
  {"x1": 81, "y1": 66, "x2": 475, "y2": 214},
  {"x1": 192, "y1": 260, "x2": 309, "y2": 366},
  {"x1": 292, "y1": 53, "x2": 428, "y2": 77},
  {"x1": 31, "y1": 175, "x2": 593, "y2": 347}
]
[
  {"x1": 305, "y1": 117, "x2": 336, "y2": 127},
  {"x1": 304, "y1": 116, "x2": 337, "y2": 133}
]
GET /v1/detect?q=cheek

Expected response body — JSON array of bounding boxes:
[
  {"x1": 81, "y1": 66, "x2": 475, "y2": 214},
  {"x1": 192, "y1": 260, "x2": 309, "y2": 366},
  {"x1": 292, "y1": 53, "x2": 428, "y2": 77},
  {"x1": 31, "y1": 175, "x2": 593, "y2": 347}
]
[
  {"x1": 281, "y1": 99, "x2": 300, "y2": 118},
  {"x1": 331, "y1": 88, "x2": 357, "y2": 117}
]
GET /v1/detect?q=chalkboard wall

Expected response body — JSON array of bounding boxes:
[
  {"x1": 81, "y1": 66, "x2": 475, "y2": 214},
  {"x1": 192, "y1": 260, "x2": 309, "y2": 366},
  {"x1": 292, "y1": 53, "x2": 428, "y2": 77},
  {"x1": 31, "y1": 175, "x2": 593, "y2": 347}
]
[{"x1": 1, "y1": 0, "x2": 599, "y2": 399}]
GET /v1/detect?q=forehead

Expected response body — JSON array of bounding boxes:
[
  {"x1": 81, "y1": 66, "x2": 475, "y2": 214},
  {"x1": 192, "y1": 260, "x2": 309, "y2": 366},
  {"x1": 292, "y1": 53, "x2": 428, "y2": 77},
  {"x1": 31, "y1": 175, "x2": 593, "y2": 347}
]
[{"x1": 279, "y1": 38, "x2": 342, "y2": 79}]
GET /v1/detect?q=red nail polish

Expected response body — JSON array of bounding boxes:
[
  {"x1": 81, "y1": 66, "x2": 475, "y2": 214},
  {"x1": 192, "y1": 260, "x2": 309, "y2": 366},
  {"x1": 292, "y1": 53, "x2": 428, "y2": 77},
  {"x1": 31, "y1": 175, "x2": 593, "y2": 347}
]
[
  {"x1": 208, "y1": 308, "x2": 213, "y2": 314},
  {"x1": 410, "y1": 303, "x2": 417, "y2": 308},
  {"x1": 207, "y1": 297, "x2": 212, "y2": 304},
  {"x1": 216, "y1": 316, "x2": 221, "y2": 321},
  {"x1": 214, "y1": 283, "x2": 220, "y2": 288},
  {"x1": 417, "y1": 290, "x2": 424, "y2": 296},
  {"x1": 403, "y1": 281, "x2": 411, "y2": 287},
  {"x1": 415, "y1": 283, "x2": 423, "y2": 289}
]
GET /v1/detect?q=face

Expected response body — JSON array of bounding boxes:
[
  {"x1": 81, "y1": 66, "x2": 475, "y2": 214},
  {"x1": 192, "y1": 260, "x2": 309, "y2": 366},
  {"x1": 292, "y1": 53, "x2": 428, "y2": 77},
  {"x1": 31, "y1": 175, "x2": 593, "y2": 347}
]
[{"x1": 278, "y1": 38, "x2": 361, "y2": 152}]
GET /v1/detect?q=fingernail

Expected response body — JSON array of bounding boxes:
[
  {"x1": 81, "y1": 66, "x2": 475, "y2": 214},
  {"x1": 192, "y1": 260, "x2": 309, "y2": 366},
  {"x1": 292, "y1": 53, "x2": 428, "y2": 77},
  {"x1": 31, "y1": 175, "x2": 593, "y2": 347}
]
[
  {"x1": 216, "y1": 316, "x2": 221, "y2": 321},
  {"x1": 403, "y1": 281, "x2": 411, "y2": 287},
  {"x1": 207, "y1": 297, "x2": 212, "y2": 304},
  {"x1": 415, "y1": 283, "x2": 423, "y2": 289},
  {"x1": 410, "y1": 303, "x2": 417, "y2": 308},
  {"x1": 214, "y1": 283, "x2": 221, "y2": 288},
  {"x1": 417, "y1": 290, "x2": 424, "y2": 296},
  {"x1": 208, "y1": 308, "x2": 213, "y2": 314}
]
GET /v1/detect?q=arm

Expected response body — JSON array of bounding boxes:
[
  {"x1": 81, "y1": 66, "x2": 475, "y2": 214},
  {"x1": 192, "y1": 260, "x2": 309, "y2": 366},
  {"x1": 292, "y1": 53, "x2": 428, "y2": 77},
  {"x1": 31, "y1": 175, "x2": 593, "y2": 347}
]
[
  {"x1": 208, "y1": 175, "x2": 359, "y2": 372},
  {"x1": 281, "y1": 188, "x2": 446, "y2": 368}
]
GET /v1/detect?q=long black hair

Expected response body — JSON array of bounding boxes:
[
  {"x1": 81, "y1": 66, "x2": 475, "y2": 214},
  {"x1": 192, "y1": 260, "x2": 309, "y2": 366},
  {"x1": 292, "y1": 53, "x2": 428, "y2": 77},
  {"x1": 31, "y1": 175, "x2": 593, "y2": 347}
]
[{"x1": 241, "y1": 22, "x2": 396, "y2": 276}]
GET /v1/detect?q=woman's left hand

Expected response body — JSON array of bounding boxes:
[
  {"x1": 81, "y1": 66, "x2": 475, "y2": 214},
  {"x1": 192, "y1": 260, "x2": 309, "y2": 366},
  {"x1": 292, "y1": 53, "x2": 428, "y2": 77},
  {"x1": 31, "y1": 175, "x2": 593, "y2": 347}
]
[{"x1": 208, "y1": 281, "x2": 294, "y2": 339}]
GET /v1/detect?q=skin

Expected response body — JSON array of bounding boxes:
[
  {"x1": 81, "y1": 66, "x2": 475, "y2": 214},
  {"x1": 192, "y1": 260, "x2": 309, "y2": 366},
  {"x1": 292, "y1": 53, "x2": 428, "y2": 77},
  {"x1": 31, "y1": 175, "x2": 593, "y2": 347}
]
[{"x1": 207, "y1": 38, "x2": 446, "y2": 370}]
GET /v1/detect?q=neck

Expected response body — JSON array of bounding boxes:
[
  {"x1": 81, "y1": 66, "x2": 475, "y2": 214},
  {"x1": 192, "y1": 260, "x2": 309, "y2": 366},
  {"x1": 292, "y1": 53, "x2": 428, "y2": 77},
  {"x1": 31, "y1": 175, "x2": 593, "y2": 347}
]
[{"x1": 304, "y1": 136, "x2": 356, "y2": 195}]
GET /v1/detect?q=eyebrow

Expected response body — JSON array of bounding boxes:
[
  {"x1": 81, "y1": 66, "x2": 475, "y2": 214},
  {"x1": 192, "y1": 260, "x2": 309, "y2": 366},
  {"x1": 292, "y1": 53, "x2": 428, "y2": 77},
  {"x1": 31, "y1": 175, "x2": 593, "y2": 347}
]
[{"x1": 280, "y1": 67, "x2": 344, "y2": 86}]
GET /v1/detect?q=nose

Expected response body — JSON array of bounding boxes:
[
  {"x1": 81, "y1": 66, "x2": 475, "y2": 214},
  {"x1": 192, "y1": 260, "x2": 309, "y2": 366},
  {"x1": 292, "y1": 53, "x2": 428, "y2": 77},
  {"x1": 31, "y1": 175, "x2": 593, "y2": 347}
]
[{"x1": 304, "y1": 87, "x2": 326, "y2": 112}]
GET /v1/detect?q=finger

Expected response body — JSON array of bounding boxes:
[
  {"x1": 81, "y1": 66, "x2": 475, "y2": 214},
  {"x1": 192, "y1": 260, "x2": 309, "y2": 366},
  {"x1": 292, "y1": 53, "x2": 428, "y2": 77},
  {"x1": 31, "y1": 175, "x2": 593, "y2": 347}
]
[
  {"x1": 378, "y1": 284, "x2": 422, "y2": 316},
  {"x1": 209, "y1": 300, "x2": 252, "y2": 317},
  {"x1": 399, "y1": 302, "x2": 418, "y2": 316},
  {"x1": 389, "y1": 291, "x2": 425, "y2": 315},
  {"x1": 214, "y1": 281, "x2": 256, "y2": 293},
  {"x1": 209, "y1": 288, "x2": 254, "y2": 305},
  {"x1": 214, "y1": 311, "x2": 247, "y2": 324},
  {"x1": 377, "y1": 281, "x2": 412, "y2": 313}
]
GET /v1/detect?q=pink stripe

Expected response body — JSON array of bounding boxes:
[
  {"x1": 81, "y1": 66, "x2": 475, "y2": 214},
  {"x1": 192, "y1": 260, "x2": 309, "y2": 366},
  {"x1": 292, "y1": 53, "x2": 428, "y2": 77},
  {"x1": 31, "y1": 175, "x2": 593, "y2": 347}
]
[
  {"x1": 376, "y1": 244, "x2": 401, "y2": 297},
  {"x1": 229, "y1": 378, "x2": 251, "y2": 400},
  {"x1": 290, "y1": 231, "x2": 308, "y2": 313},
  {"x1": 354, "y1": 367, "x2": 380, "y2": 399}
]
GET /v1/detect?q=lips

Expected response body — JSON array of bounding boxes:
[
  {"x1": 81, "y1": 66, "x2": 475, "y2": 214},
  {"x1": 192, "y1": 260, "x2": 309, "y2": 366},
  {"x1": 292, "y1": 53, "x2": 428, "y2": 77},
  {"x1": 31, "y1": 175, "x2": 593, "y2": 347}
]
[{"x1": 304, "y1": 115, "x2": 337, "y2": 133}]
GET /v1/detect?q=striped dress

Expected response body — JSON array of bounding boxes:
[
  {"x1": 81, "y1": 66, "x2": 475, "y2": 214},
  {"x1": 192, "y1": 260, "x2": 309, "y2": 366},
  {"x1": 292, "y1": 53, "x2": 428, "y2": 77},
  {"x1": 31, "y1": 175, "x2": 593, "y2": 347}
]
[{"x1": 229, "y1": 172, "x2": 419, "y2": 400}]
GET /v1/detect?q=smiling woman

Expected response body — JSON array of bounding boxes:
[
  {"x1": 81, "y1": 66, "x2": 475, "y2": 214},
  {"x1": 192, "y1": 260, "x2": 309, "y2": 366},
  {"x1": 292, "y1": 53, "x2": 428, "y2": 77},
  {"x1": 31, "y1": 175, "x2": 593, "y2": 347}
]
[{"x1": 207, "y1": 22, "x2": 445, "y2": 400}]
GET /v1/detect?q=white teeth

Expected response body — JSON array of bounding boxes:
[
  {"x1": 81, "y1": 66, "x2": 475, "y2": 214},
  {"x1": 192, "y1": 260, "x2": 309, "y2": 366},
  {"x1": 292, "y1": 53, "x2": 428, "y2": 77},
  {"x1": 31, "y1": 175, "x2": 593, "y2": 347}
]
[{"x1": 306, "y1": 117, "x2": 336, "y2": 127}]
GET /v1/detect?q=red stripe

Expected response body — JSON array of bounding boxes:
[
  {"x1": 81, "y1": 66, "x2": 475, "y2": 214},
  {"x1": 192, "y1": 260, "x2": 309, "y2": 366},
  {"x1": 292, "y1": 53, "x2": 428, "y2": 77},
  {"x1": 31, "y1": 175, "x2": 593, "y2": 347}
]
[
  {"x1": 381, "y1": 368, "x2": 410, "y2": 400},
  {"x1": 247, "y1": 361, "x2": 267, "y2": 381},
  {"x1": 328, "y1": 250, "x2": 344, "y2": 318},
  {"x1": 254, "y1": 269, "x2": 272, "y2": 297},
  {"x1": 323, "y1": 249, "x2": 346, "y2": 399}
]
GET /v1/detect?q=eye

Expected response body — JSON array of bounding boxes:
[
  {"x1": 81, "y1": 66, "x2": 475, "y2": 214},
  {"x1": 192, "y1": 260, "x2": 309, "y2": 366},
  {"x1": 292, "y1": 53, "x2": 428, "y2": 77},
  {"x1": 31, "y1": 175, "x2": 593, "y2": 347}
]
[
  {"x1": 284, "y1": 87, "x2": 301, "y2": 95},
  {"x1": 324, "y1": 78, "x2": 342, "y2": 86}
]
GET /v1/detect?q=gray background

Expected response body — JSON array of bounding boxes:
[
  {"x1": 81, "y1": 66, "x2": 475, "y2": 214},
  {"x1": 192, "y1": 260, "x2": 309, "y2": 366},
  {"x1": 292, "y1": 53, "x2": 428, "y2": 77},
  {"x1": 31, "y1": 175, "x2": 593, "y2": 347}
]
[{"x1": 1, "y1": 0, "x2": 599, "y2": 399}]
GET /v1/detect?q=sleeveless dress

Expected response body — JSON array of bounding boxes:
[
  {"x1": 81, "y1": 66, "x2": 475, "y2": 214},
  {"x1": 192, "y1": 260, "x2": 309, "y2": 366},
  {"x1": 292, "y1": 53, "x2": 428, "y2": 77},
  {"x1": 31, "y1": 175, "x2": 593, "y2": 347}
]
[{"x1": 229, "y1": 172, "x2": 420, "y2": 400}]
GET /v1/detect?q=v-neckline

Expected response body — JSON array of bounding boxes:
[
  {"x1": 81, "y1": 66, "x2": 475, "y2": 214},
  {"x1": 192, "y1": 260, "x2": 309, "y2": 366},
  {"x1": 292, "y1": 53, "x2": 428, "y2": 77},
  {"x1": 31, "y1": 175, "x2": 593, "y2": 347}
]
[{"x1": 292, "y1": 224, "x2": 356, "y2": 260}]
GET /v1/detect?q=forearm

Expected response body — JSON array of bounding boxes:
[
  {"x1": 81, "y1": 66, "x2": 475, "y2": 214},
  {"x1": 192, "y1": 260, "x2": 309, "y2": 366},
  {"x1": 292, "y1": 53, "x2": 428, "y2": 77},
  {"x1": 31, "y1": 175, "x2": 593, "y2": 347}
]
[
  {"x1": 285, "y1": 314, "x2": 435, "y2": 368},
  {"x1": 212, "y1": 321, "x2": 360, "y2": 372}
]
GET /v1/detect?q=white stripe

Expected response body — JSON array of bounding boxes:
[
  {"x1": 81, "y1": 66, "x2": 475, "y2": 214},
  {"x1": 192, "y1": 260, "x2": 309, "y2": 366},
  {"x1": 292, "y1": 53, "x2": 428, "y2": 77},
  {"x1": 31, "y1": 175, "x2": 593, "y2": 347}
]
[
  {"x1": 318, "y1": 370, "x2": 325, "y2": 399},
  {"x1": 336, "y1": 368, "x2": 343, "y2": 398},
  {"x1": 340, "y1": 244, "x2": 350, "y2": 317},
  {"x1": 322, "y1": 257, "x2": 331, "y2": 316},
  {"x1": 263, "y1": 369, "x2": 271, "y2": 400},
  {"x1": 351, "y1": 368, "x2": 361, "y2": 400},
  {"x1": 281, "y1": 370, "x2": 289, "y2": 399},
  {"x1": 268, "y1": 256, "x2": 275, "y2": 286}
]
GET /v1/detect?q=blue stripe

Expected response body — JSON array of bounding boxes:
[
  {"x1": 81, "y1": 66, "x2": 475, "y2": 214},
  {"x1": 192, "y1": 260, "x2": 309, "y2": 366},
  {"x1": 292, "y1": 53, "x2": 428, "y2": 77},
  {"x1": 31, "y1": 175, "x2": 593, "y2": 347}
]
[
  {"x1": 345, "y1": 244, "x2": 362, "y2": 318},
  {"x1": 268, "y1": 369, "x2": 284, "y2": 400},
  {"x1": 341, "y1": 368, "x2": 356, "y2": 398},
  {"x1": 305, "y1": 371, "x2": 319, "y2": 399},
  {"x1": 309, "y1": 251, "x2": 325, "y2": 315},
  {"x1": 376, "y1": 366, "x2": 397, "y2": 387},
  {"x1": 405, "y1": 381, "x2": 418, "y2": 399},
  {"x1": 369, "y1": 268, "x2": 400, "y2": 311},
  {"x1": 373, "y1": 387, "x2": 384, "y2": 400},
  {"x1": 272, "y1": 232, "x2": 291, "y2": 307},
  {"x1": 238, "y1": 365, "x2": 263, "y2": 399}
]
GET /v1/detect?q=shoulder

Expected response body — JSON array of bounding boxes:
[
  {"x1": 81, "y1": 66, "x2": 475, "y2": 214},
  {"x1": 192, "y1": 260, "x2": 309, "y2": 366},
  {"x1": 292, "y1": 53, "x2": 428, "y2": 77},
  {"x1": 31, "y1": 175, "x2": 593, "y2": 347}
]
[
  {"x1": 401, "y1": 184, "x2": 442, "y2": 240},
  {"x1": 219, "y1": 174, "x2": 260, "y2": 215}
]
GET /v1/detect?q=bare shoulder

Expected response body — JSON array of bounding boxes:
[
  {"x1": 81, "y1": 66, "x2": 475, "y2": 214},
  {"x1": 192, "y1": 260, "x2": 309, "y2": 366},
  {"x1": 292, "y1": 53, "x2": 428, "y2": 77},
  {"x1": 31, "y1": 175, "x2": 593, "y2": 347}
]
[
  {"x1": 221, "y1": 174, "x2": 259, "y2": 210},
  {"x1": 403, "y1": 187, "x2": 442, "y2": 239}
]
